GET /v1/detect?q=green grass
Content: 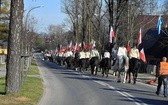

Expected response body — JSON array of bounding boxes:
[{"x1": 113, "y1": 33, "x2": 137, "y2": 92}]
[
  {"x1": 0, "y1": 77, "x2": 5, "y2": 93},
  {"x1": 27, "y1": 61, "x2": 40, "y2": 75},
  {"x1": 0, "y1": 64, "x2": 5, "y2": 67},
  {"x1": 0, "y1": 60, "x2": 43, "y2": 105}
]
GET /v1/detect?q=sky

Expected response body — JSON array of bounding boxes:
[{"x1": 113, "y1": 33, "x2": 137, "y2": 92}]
[
  {"x1": 24, "y1": 0, "x2": 66, "y2": 33},
  {"x1": 24, "y1": 0, "x2": 165, "y2": 33}
]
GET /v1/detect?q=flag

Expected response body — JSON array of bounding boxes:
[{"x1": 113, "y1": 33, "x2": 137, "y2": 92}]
[
  {"x1": 138, "y1": 28, "x2": 147, "y2": 63},
  {"x1": 69, "y1": 40, "x2": 72, "y2": 49},
  {"x1": 156, "y1": 15, "x2": 163, "y2": 35},
  {"x1": 126, "y1": 40, "x2": 131, "y2": 53},
  {"x1": 92, "y1": 41, "x2": 96, "y2": 48},
  {"x1": 90, "y1": 39, "x2": 96, "y2": 48},
  {"x1": 75, "y1": 42, "x2": 79, "y2": 51},
  {"x1": 109, "y1": 26, "x2": 115, "y2": 43},
  {"x1": 54, "y1": 48, "x2": 58, "y2": 55}
]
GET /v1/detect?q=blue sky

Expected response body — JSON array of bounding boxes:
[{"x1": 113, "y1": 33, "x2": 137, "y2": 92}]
[{"x1": 24, "y1": 0, "x2": 66, "y2": 33}]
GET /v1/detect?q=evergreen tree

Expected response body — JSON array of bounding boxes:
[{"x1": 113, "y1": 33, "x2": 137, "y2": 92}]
[{"x1": 0, "y1": 0, "x2": 10, "y2": 40}]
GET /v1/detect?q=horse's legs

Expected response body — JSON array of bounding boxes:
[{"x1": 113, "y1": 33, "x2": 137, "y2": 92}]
[
  {"x1": 94, "y1": 66, "x2": 98, "y2": 75},
  {"x1": 91, "y1": 65, "x2": 94, "y2": 75},
  {"x1": 117, "y1": 70, "x2": 121, "y2": 82},
  {"x1": 102, "y1": 68, "x2": 104, "y2": 77},
  {"x1": 123, "y1": 68, "x2": 128, "y2": 83},
  {"x1": 128, "y1": 70, "x2": 131, "y2": 83},
  {"x1": 133, "y1": 69, "x2": 138, "y2": 84},
  {"x1": 106, "y1": 69, "x2": 109, "y2": 78}
]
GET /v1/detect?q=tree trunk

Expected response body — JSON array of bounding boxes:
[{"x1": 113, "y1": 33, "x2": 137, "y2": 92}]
[{"x1": 6, "y1": 0, "x2": 24, "y2": 94}]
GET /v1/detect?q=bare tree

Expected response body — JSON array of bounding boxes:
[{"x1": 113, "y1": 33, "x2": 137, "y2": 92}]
[
  {"x1": 91, "y1": 0, "x2": 107, "y2": 49},
  {"x1": 62, "y1": 0, "x2": 81, "y2": 42},
  {"x1": 163, "y1": 0, "x2": 168, "y2": 15},
  {"x1": 46, "y1": 24, "x2": 66, "y2": 49},
  {"x1": 104, "y1": 0, "x2": 128, "y2": 43},
  {"x1": 6, "y1": 0, "x2": 24, "y2": 93}
]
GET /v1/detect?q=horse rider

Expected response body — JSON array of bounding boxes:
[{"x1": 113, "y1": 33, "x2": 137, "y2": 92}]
[
  {"x1": 58, "y1": 49, "x2": 64, "y2": 65},
  {"x1": 90, "y1": 47, "x2": 100, "y2": 59},
  {"x1": 100, "y1": 50, "x2": 111, "y2": 77},
  {"x1": 129, "y1": 44, "x2": 140, "y2": 60},
  {"x1": 104, "y1": 50, "x2": 110, "y2": 59},
  {"x1": 65, "y1": 48, "x2": 74, "y2": 58},
  {"x1": 64, "y1": 48, "x2": 74, "y2": 68},
  {"x1": 156, "y1": 57, "x2": 168, "y2": 97},
  {"x1": 84, "y1": 48, "x2": 90, "y2": 71},
  {"x1": 74, "y1": 50, "x2": 80, "y2": 71},
  {"x1": 113, "y1": 42, "x2": 129, "y2": 82},
  {"x1": 78, "y1": 48, "x2": 86, "y2": 72},
  {"x1": 127, "y1": 43, "x2": 140, "y2": 84},
  {"x1": 90, "y1": 47, "x2": 100, "y2": 75},
  {"x1": 103, "y1": 50, "x2": 111, "y2": 61}
]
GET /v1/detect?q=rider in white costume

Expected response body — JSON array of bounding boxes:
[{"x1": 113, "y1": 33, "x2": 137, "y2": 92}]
[
  {"x1": 90, "y1": 47, "x2": 100, "y2": 58},
  {"x1": 129, "y1": 44, "x2": 140, "y2": 59},
  {"x1": 113, "y1": 43, "x2": 129, "y2": 83}
]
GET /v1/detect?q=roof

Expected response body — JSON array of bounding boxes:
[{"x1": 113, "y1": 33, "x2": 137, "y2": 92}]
[{"x1": 143, "y1": 28, "x2": 168, "y2": 61}]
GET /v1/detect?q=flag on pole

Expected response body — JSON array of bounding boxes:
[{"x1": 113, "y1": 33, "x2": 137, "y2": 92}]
[
  {"x1": 109, "y1": 26, "x2": 115, "y2": 43},
  {"x1": 69, "y1": 40, "x2": 73, "y2": 51},
  {"x1": 69, "y1": 41, "x2": 72, "y2": 48},
  {"x1": 92, "y1": 41, "x2": 96, "y2": 48},
  {"x1": 90, "y1": 39, "x2": 96, "y2": 48},
  {"x1": 156, "y1": 15, "x2": 163, "y2": 35},
  {"x1": 138, "y1": 28, "x2": 147, "y2": 63},
  {"x1": 74, "y1": 42, "x2": 79, "y2": 51}
]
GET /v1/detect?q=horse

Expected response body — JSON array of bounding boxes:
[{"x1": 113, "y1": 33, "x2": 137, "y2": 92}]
[
  {"x1": 127, "y1": 57, "x2": 141, "y2": 84},
  {"x1": 65, "y1": 56, "x2": 74, "y2": 69},
  {"x1": 100, "y1": 58, "x2": 111, "y2": 78},
  {"x1": 112, "y1": 55, "x2": 129, "y2": 83},
  {"x1": 73, "y1": 52, "x2": 80, "y2": 71},
  {"x1": 90, "y1": 57, "x2": 100, "y2": 75},
  {"x1": 77, "y1": 58, "x2": 88, "y2": 72}
]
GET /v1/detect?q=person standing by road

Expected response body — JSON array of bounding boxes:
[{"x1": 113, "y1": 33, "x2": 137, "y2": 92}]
[{"x1": 156, "y1": 57, "x2": 168, "y2": 97}]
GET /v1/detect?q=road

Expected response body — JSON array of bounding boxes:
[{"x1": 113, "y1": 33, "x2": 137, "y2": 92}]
[{"x1": 35, "y1": 53, "x2": 168, "y2": 105}]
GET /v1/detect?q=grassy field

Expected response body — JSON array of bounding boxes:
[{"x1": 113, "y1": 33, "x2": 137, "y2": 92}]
[{"x1": 0, "y1": 60, "x2": 43, "y2": 105}]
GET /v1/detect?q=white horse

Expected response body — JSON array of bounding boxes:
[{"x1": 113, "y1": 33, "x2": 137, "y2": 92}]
[{"x1": 112, "y1": 55, "x2": 129, "y2": 83}]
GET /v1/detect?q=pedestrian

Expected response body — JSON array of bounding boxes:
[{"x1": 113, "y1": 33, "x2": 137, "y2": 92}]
[{"x1": 156, "y1": 56, "x2": 168, "y2": 97}]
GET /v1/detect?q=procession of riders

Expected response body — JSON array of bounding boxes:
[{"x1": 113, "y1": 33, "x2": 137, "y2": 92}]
[{"x1": 42, "y1": 41, "x2": 142, "y2": 84}]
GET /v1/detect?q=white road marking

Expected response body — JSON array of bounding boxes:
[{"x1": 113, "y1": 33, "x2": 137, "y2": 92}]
[
  {"x1": 81, "y1": 74, "x2": 148, "y2": 105},
  {"x1": 94, "y1": 80, "x2": 109, "y2": 87},
  {"x1": 82, "y1": 75, "x2": 91, "y2": 78}
]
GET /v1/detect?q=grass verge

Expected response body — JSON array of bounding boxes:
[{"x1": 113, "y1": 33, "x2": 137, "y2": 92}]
[{"x1": 0, "y1": 60, "x2": 43, "y2": 105}]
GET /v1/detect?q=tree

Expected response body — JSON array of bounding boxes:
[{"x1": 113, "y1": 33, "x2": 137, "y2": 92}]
[
  {"x1": 45, "y1": 24, "x2": 67, "y2": 49},
  {"x1": 105, "y1": 0, "x2": 129, "y2": 43},
  {"x1": 6, "y1": 0, "x2": 24, "y2": 93},
  {"x1": 0, "y1": 0, "x2": 10, "y2": 40},
  {"x1": 163, "y1": 0, "x2": 168, "y2": 15}
]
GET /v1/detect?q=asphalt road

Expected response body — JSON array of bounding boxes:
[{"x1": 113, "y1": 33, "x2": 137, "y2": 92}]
[{"x1": 35, "y1": 53, "x2": 168, "y2": 105}]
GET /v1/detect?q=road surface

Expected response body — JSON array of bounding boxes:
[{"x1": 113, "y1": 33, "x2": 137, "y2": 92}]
[{"x1": 35, "y1": 53, "x2": 168, "y2": 105}]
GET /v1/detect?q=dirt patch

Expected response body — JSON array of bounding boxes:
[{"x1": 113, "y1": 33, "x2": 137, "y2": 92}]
[{"x1": 14, "y1": 97, "x2": 31, "y2": 102}]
